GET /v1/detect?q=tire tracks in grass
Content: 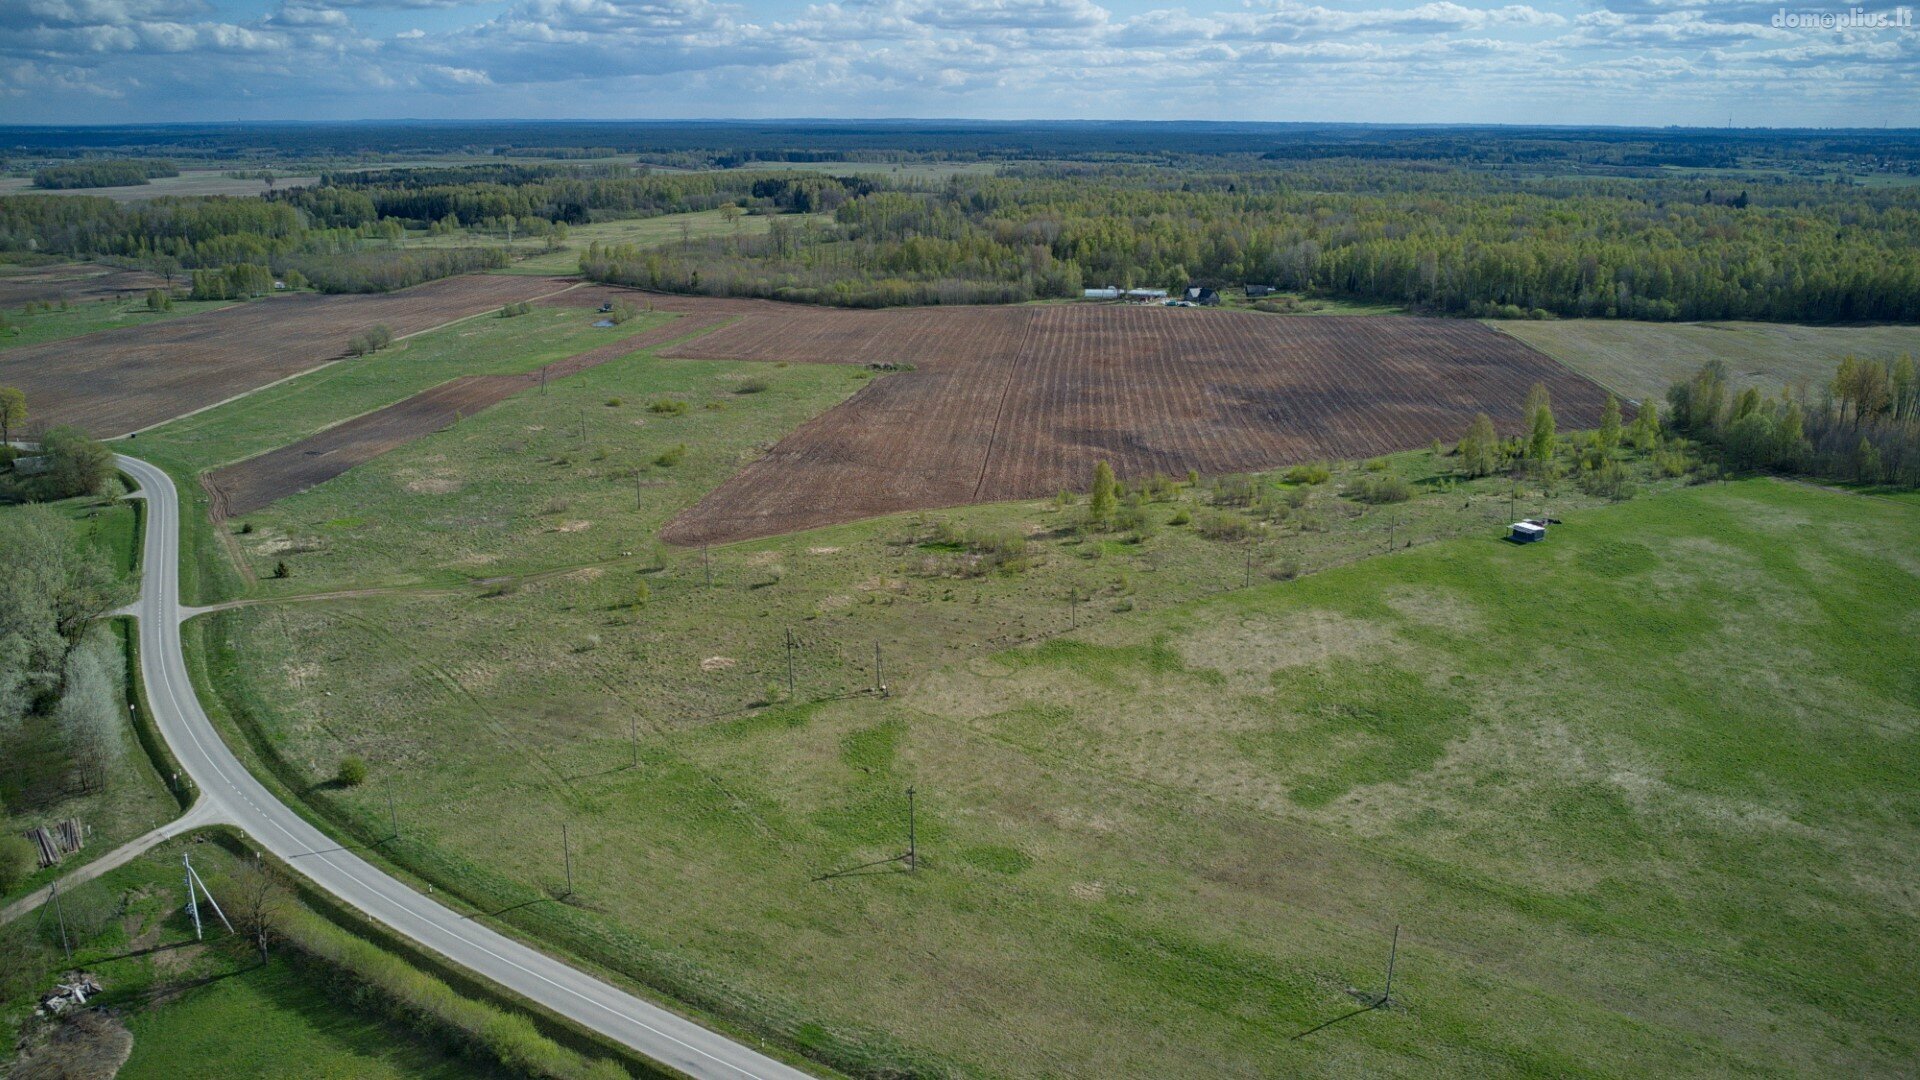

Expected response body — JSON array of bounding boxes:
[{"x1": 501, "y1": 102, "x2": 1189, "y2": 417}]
[{"x1": 331, "y1": 607, "x2": 578, "y2": 802}]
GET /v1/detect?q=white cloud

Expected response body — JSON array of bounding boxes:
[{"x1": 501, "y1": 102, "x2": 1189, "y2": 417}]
[{"x1": 0, "y1": 0, "x2": 1914, "y2": 123}]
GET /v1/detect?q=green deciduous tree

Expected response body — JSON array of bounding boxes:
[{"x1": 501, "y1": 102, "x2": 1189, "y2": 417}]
[
  {"x1": 0, "y1": 834, "x2": 35, "y2": 892},
  {"x1": 0, "y1": 385, "x2": 24, "y2": 447},
  {"x1": 1089, "y1": 461, "x2": 1118, "y2": 523},
  {"x1": 1597, "y1": 394, "x2": 1622, "y2": 454},
  {"x1": 1525, "y1": 383, "x2": 1556, "y2": 468},
  {"x1": 1456, "y1": 412, "x2": 1500, "y2": 477},
  {"x1": 39, "y1": 425, "x2": 114, "y2": 498},
  {"x1": 0, "y1": 507, "x2": 125, "y2": 729},
  {"x1": 1630, "y1": 396, "x2": 1661, "y2": 450}
]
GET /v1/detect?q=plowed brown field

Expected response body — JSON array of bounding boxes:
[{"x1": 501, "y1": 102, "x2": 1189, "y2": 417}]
[
  {"x1": 204, "y1": 310, "x2": 729, "y2": 516},
  {"x1": 0, "y1": 262, "x2": 166, "y2": 307},
  {"x1": 2, "y1": 275, "x2": 581, "y2": 437},
  {"x1": 655, "y1": 303, "x2": 1613, "y2": 545}
]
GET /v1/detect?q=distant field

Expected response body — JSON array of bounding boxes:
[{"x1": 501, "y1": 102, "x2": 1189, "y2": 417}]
[
  {"x1": 400, "y1": 209, "x2": 832, "y2": 275},
  {"x1": 0, "y1": 170, "x2": 317, "y2": 202},
  {"x1": 1497, "y1": 318, "x2": 1920, "y2": 401},
  {"x1": 0, "y1": 261, "x2": 166, "y2": 306},
  {"x1": 204, "y1": 308, "x2": 712, "y2": 516},
  {"x1": 720, "y1": 160, "x2": 1007, "y2": 181},
  {"x1": 0, "y1": 296, "x2": 233, "y2": 351},
  {"x1": 0, "y1": 274, "x2": 578, "y2": 437},
  {"x1": 660, "y1": 304, "x2": 1613, "y2": 544}
]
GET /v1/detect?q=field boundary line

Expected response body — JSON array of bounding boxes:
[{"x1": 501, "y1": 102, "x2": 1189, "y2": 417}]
[{"x1": 1482, "y1": 320, "x2": 1642, "y2": 402}]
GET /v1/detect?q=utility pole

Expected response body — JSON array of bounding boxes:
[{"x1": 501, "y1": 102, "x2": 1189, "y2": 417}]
[
  {"x1": 183, "y1": 852, "x2": 232, "y2": 941},
  {"x1": 389, "y1": 790, "x2": 399, "y2": 840},
  {"x1": 784, "y1": 628, "x2": 797, "y2": 696},
  {"x1": 1245, "y1": 542, "x2": 1255, "y2": 587},
  {"x1": 1382, "y1": 925, "x2": 1400, "y2": 1007},
  {"x1": 1068, "y1": 591, "x2": 1077, "y2": 630},
  {"x1": 49, "y1": 880, "x2": 71, "y2": 961},
  {"x1": 905, "y1": 786, "x2": 917, "y2": 871},
  {"x1": 184, "y1": 855, "x2": 201, "y2": 940},
  {"x1": 630, "y1": 714, "x2": 638, "y2": 769},
  {"x1": 562, "y1": 822, "x2": 573, "y2": 897},
  {"x1": 703, "y1": 543, "x2": 712, "y2": 587},
  {"x1": 874, "y1": 642, "x2": 885, "y2": 696}
]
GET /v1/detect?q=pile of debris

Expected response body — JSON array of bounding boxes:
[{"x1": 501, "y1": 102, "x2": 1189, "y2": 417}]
[
  {"x1": 38, "y1": 972, "x2": 103, "y2": 1017},
  {"x1": 24, "y1": 819, "x2": 86, "y2": 868}
]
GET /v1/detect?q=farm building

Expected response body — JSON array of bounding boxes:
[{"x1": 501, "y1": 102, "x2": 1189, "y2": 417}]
[
  {"x1": 1125, "y1": 288, "x2": 1169, "y2": 303},
  {"x1": 1509, "y1": 521, "x2": 1546, "y2": 543},
  {"x1": 1184, "y1": 286, "x2": 1221, "y2": 306},
  {"x1": 1246, "y1": 284, "x2": 1276, "y2": 297},
  {"x1": 1083, "y1": 287, "x2": 1122, "y2": 300}
]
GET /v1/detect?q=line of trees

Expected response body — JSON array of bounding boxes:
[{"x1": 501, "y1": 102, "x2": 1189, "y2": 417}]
[
  {"x1": 571, "y1": 163, "x2": 1920, "y2": 317},
  {"x1": 32, "y1": 159, "x2": 178, "y2": 189},
  {"x1": 0, "y1": 508, "x2": 132, "y2": 786},
  {"x1": 9, "y1": 158, "x2": 1918, "y2": 316},
  {"x1": 1668, "y1": 355, "x2": 1919, "y2": 486}
]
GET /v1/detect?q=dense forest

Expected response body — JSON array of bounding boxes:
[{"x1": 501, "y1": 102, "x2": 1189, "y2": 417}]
[
  {"x1": 31, "y1": 159, "x2": 178, "y2": 190},
  {"x1": 4, "y1": 134, "x2": 1919, "y2": 316},
  {"x1": 585, "y1": 164, "x2": 1920, "y2": 319},
  {"x1": 0, "y1": 192, "x2": 508, "y2": 294}
]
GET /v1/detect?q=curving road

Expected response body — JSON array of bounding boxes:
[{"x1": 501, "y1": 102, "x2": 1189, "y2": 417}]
[{"x1": 116, "y1": 453, "x2": 813, "y2": 1080}]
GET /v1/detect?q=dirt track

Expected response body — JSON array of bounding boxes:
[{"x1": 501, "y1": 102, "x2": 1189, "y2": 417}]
[
  {"x1": 1, "y1": 274, "x2": 580, "y2": 437},
  {"x1": 654, "y1": 303, "x2": 1616, "y2": 545}
]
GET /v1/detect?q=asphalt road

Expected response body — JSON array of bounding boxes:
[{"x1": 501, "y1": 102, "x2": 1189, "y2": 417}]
[{"x1": 116, "y1": 453, "x2": 814, "y2": 1080}]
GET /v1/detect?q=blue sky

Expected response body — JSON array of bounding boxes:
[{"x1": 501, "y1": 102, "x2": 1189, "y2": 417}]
[{"x1": 3, "y1": 0, "x2": 1916, "y2": 126}]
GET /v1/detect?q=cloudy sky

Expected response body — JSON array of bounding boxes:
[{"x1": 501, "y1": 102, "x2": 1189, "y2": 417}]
[{"x1": 3, "y1": 0, "x2": 1916, "y2": 126}]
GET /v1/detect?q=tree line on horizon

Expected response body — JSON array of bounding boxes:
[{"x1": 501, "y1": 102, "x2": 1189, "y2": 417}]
[
  {"x1": 3, "y1": 157, "x2": 1918, "y2": 317},
  {"x1": 585, "y1": 163, "x2": 1920, "y2": 319}
]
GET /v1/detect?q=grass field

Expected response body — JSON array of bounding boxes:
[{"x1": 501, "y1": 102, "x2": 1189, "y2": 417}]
[
  {"x1": 1, "y1": 298, "x2": 233, "y2": 350},
  {"x1": 196, "y1": 475, "x2": 1920, "y2": 1077},
  {"x1": 130, "y1": 305, "x2": 677, "y2": 483},
  {"x1": 720, "y1": 160, "x2": 1007, "y2": 181},
  {"x1": 198, "y1": 341, "x2": 877, "y2": 591},
  {"x1": 118, "y1": 959, "x2": 490, "y2": 1080},
  {"x1": 0, "y1": 171, "x2": 318, "y2": 202},
  {"x1": 1496, "y1": 318, "x2": 1920, "y2": 401},
  {"x1": 94, "y1": 287, "x2": 1919, "y2": 1075}
]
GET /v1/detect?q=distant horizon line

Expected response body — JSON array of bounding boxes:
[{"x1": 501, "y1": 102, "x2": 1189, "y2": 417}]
[{"x1": 3, "y1": 118, "x2": 1919, "y2": 135}]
